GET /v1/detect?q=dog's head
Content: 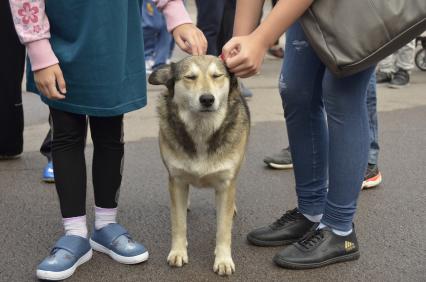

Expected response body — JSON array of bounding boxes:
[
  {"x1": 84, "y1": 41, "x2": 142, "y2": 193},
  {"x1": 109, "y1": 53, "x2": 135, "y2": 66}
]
[{"x1": 149, "y1": 55, "x2": 238, "y2": 113}]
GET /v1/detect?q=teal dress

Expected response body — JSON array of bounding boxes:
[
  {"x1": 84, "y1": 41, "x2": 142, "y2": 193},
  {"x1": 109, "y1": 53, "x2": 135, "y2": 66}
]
[{"x1": 27, "y1": 0, "x2": 146, "y2": 116}]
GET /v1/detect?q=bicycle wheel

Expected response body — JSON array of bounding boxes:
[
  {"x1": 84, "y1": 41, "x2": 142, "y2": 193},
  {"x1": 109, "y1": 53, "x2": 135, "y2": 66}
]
[{"x1": 415, "y1": 49, "x2": 426, "y2": 71}]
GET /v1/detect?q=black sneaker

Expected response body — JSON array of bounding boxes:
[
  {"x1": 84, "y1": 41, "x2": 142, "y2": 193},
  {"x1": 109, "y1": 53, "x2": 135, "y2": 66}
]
[
  {"x1": 388, "y1": 68, "x2": 410, "y2": 89},
  {"x1": 376, "y1": 71, "x2": 392, "y2": 84},
  {"x1": 247, "y1": 208, "x2": 315, "y2": 246},
  {"x1": 273, "y1": 225, "x2": 360, "y2": 269},
  {"x1": 263, "y1": 147, "x2": 293, "y2": 169},
  {"x1": 362, "y1": 163, "x2": 382, "y2": 189}
]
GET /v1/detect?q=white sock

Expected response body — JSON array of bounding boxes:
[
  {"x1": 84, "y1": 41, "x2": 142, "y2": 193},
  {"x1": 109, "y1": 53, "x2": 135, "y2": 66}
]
[
  {"x1": 318, "y1": 223, "x2": 352, "y2": 236},
  {"x1": 95, "y1": 206, "x2": 117, "y2": 230},
  {"x1": 63, "y1": 216, "x2": 88, "y2": 238},
  {"x1": 303, "y1": 213, "x2": 323, "y2": 223}
]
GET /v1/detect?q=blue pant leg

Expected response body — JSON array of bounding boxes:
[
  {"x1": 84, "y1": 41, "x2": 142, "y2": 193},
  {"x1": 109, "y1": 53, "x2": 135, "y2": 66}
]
[
  {"x1": 141, "y1": 0, "x2": 159, "y2": 61},
  {"x1": 366, "y1": 73, "x2": 380, "y2": 165},
  {"x1": 321, "y1": 66, "x2": 375, "y2": 232},
  {"x1": 279, "y1": 22, "x2": 328, "y2": 216},
  {"x1": 153, "y1": 16, "x2": 173, "y2": 67}
]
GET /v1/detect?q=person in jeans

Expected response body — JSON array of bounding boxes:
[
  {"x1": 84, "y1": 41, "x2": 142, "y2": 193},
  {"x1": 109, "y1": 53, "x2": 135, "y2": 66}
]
[
  {"x1": 142, "y1": 0, "x2": 174, "y2": 73},
  {"x1": 223, "y1": 0, "x2": 375, "y2": 269},
  {"x1": 376, "y1": 41, "x2": 415, "y2": 88},
  {"x1": 363, "y1": 73, "x2": 382, "y2": 188},
  {"x1": 264, "y1": 74, "x2": 383, "y2": 189}
]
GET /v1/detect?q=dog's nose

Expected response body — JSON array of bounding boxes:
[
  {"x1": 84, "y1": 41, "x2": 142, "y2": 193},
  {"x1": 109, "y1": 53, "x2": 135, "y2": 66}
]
[{"x1": 199, "y1": 94, "x2": 215, "y2": 107}]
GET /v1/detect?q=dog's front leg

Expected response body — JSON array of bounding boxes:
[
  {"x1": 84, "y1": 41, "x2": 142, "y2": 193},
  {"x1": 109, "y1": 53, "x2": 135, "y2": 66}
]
[
  {"x1": 213, "y1": 180, "x2": 236, "y2": 276},
  {"x1": 167, "y1": 177, "x2": 189, "y2": 267}
]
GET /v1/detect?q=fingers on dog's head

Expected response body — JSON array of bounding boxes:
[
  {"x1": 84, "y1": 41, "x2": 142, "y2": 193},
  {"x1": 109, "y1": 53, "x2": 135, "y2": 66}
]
[{"x1": 148, "y1": 64, "x2": 174, "y2": 86}]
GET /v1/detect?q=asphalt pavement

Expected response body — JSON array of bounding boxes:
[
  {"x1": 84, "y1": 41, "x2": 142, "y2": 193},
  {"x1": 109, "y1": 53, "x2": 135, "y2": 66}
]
[{"x1": 1, "y1": 2, "x2": 426, "y2": 280}]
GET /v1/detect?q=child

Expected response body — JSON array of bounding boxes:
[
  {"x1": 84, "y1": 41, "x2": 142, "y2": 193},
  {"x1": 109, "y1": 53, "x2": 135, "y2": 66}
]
[
  {"x1": 223, "y1": 0, "x2": 375, "y2": 269},
  {"x1": 9, "y1": 0, "x2": 206, "y2": 280}
]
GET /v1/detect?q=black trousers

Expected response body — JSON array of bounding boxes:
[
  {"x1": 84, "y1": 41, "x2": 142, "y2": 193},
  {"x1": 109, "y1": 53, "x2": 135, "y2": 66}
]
[
  {"x1": 50, "y1": 108, "x2": 124, "y2": 218},
  {"x1": 195, "y1": 0, "x2": 236, "y2": 56},
  {"x1": 0, "y1": 1, "x2": 25, "y2": 156}
]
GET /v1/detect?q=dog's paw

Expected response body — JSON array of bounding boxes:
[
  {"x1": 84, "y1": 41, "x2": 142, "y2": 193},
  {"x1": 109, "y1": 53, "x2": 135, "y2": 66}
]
[
  {"x1": 167, "y1": 249, "x2": 188, "y2": 267},
  {"x1": 213, "y1": 257, "x2": 235, "y2": 276}
]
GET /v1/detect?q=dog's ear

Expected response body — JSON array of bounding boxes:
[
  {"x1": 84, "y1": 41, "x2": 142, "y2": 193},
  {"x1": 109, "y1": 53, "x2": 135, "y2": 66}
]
[{"x1": 148, "y1": 63, "x2": 174, "y2": 86}]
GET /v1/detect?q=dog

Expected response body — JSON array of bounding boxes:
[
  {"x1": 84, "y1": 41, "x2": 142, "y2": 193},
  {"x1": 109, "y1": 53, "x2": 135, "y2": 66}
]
[{"x1": 148, "y1": 55, "x2": 250, "y2": 276}]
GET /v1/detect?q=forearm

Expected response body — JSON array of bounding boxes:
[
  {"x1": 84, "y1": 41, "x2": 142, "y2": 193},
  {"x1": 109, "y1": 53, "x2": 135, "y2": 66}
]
[
  {"x1": 9, "y1": 0, "x2": 58, "y2": 70},
  {"x1": 252, "y1": 0, "x2": 313, "y2": 47},
  {"x1": 233, "y1": 0, "x2": 265, "y2": 36}
]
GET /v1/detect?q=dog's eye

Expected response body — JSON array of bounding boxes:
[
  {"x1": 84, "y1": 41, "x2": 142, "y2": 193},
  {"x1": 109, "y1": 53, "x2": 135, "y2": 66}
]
[
  {"x1": 184, "y1": 75, "x2": 197, "y2": 80},
  {"x1": 212, "y1": 73, "x2": 224, "y2": 79}
]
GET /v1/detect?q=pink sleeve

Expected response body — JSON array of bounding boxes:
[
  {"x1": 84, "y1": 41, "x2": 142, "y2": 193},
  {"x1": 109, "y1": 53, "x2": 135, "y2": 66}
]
[
  {"x1": 9, "y1": 0, "x2": 58, "y2": 71},
  {"x1": 154, "y1": 0, "x2": 192, "y2": 32}
]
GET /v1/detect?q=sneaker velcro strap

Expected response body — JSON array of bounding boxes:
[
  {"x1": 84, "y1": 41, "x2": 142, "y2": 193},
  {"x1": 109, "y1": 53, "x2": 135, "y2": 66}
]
[
  {"x1": 97, "y1": 223, "x2": 129, "y2": 244},
  {"x1": 53, "y1": 235, "x2": 90, "y2": 257}
]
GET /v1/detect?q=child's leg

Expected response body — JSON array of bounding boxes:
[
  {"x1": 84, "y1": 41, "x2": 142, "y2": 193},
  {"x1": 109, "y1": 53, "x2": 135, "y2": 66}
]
[
  {"x1": 89, "y1": 115, "x2": 124, "y2": 229},
  {"x1": 50, "y1": 108, "x2": 88, "y2": 237},
  {"x1": 88, "y1": 115, "x2": 148, "y2": 264}
]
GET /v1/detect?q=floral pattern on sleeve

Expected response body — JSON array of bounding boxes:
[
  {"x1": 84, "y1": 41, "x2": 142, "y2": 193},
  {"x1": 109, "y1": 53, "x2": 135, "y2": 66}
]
[{"x1": 9, "y1": 0, "x2": 50, "y2": 44}]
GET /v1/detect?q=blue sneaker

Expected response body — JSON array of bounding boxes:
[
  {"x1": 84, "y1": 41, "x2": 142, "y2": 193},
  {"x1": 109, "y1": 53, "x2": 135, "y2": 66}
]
[
  {"x1": 90, "y1": 223, "x2": 149, "y2": 264},
  {"x1": 42, "y1": 161, "x2": 55, "y2": 183},
  {"x1": 37, "y1": 235, "x2": 92, "y2": 281}
]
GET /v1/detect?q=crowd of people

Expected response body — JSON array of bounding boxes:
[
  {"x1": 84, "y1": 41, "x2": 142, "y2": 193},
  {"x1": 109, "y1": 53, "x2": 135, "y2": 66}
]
[{"x1": 1, "y1": 0, "x2": 423, "y2": 280}]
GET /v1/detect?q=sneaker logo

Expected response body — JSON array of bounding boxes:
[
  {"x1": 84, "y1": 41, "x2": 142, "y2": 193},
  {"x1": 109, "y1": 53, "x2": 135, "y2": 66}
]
[{"x1": 345, "y1": 241, "x2": 355, "y2": 252}]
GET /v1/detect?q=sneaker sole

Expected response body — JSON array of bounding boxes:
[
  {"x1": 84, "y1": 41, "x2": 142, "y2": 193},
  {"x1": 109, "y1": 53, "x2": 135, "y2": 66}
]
[
  {"x1": 273, "y1": 251, "x2": 360, "y2": 269},
  {"x1": 387, "y1": 83, "x2": 409, "y2": 89},
  {"x1": 362, "y1": 173, "x2": 382, "y2": 189},
  {"x1": 264, "y1": 162, "x2": 294, "y2": 170},
  {"x1": 36, "y1": 249, "x2": 92, "y2": 281},
  {"x1": 42, "y1": 178, "x2": 55, "y2": 183},
  {"x1": 90, "y1": 239, "x2": 149, "y2": 264},
  {"x1": 247, "y1": 234, "x2": 298, "y2": 247}
]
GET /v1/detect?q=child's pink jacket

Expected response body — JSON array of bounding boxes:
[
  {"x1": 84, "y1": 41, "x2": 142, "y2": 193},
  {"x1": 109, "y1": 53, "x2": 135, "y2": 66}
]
[{"x1": 9, "y1": 0, "x2": 192, "y2": 71}]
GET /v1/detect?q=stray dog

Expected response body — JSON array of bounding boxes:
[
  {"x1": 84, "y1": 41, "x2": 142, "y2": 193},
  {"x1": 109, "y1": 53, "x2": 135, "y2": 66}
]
[{"x1": 148, "y1": 55, "x2": 250, "y2": 276}]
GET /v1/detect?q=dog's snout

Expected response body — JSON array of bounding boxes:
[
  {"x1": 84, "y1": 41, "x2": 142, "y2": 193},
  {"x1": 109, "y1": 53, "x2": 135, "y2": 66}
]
[{"x1": 199, "y1": 94, "x2": 215, "y2": 107}]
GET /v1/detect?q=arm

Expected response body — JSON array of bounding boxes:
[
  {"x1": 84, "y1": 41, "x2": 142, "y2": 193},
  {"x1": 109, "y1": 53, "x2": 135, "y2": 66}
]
[
  {"x1": 9, "y1": 0, "x2": 58, "y2": 71},
  {"x1": 223, "y1": 0, "x2": 313, "y2": 77},
  {"x1": 154, "y1": 0, "x2": 207, "y2": 55},
  {"x1": 233, "y1": 0, "x2": 265, "y2": 36},
  {"x1": 9, "y1": 0, "x2": 66, "y2": 99}
]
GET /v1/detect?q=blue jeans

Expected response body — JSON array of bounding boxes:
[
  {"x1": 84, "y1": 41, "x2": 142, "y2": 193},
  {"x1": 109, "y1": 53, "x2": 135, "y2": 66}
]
[
  {"x1": 279, "y1": 22, "x2": 375, "y2": 231},
  {"x1": 141, "y1": 0, "x2": 173, "y2": 67},
  {"x1": 366, "y1": 73, "x2": 379, "y2": 165}
]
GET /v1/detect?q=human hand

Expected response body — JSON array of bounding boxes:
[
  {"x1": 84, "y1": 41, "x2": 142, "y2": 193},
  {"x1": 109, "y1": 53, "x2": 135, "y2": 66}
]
[
  {"x1": 172, "y1": 23, "x2": 207, "y2": 55},
  {"x1": 34, "y1": 64, "x2": 67, "y2": 100},
  {"x1": 222, "y1": 34, "x2": 268, "y2": 78}
]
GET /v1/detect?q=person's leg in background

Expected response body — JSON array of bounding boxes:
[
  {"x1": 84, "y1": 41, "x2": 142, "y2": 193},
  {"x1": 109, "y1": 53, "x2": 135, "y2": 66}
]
[
  {"x1": 40, "y1": 116, "x2": 55, "y2": 183},
  {"x1": 151, "y1": 10, "x2": 174, "y2": 69},
  {"x1": 388, "y1": 40, "x2": 416, "y2": 89},
  {"x1": 0, "y1": 0, "x2": 25, "y2": 159},
  {"x1": 376, "y1": 54, "x2": 395, "y2": 84},
  {"x1": 142, "y1": 0, "x2": 160, "y2": 73},
  {"x1": 363, "y1": 73, "x2": 383, "y2": 189},
  {"x1": 195, "y1": 0, "x2": 225, "y2": 56}
]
